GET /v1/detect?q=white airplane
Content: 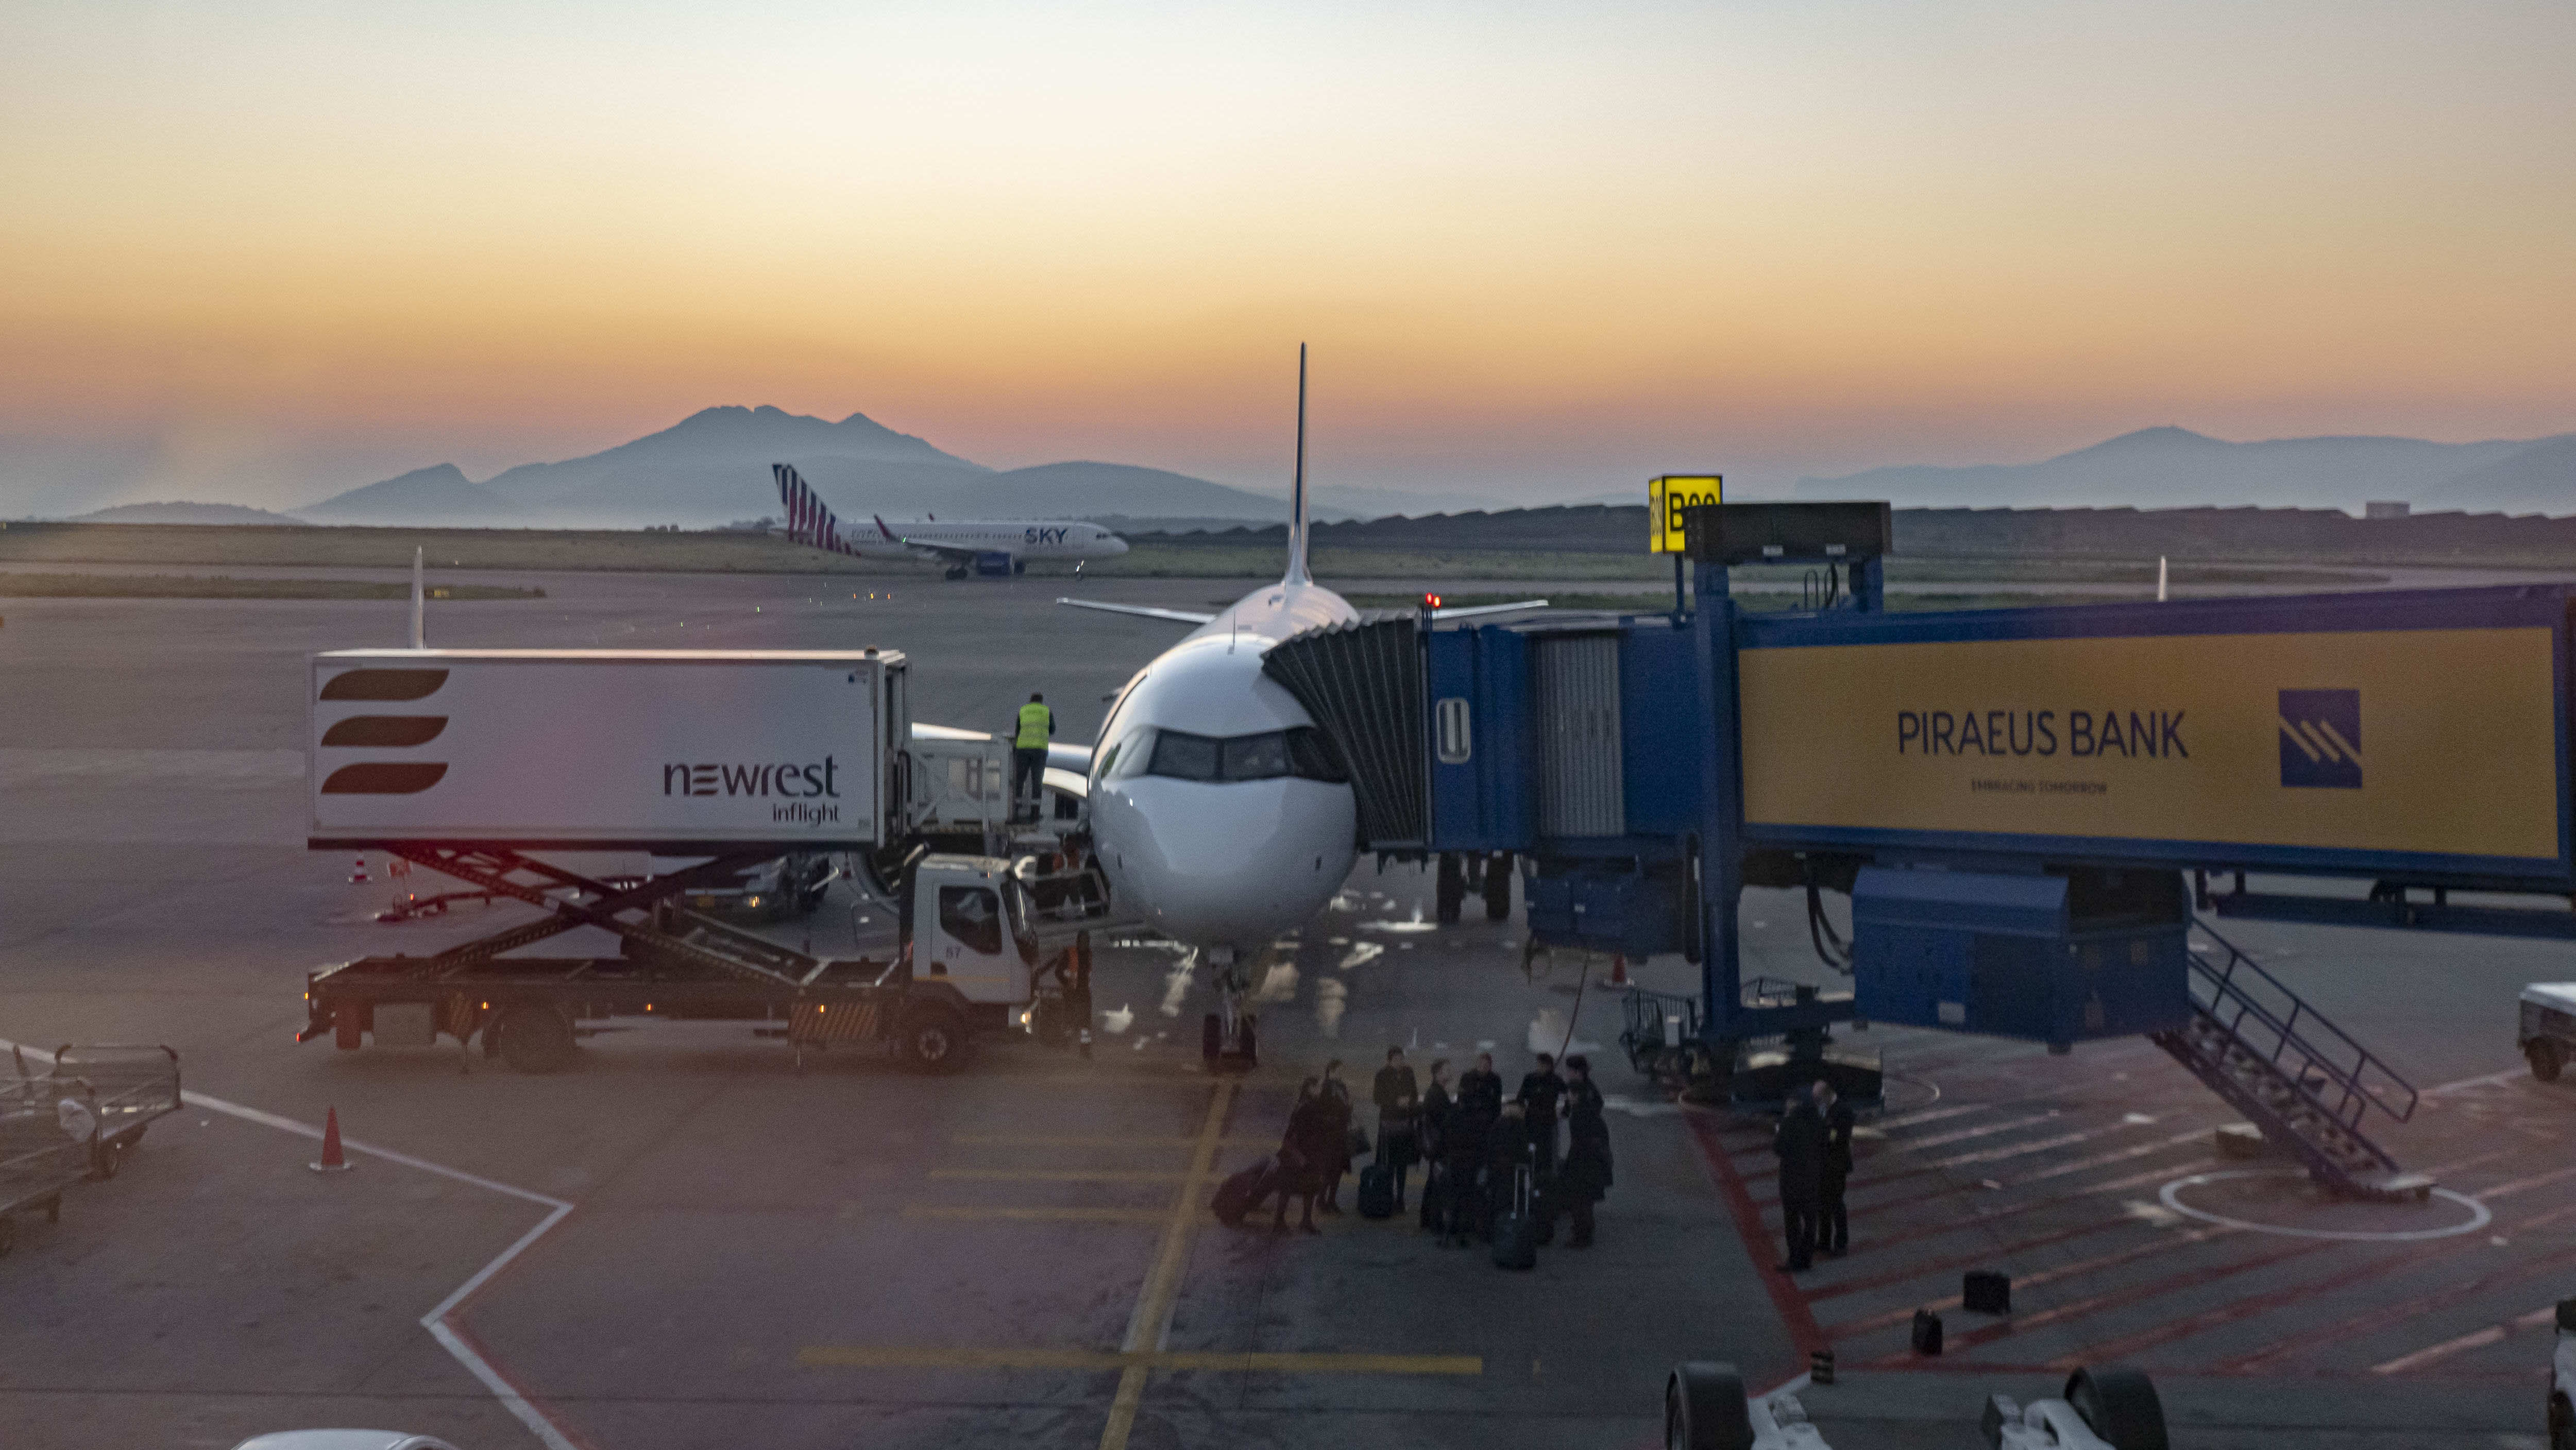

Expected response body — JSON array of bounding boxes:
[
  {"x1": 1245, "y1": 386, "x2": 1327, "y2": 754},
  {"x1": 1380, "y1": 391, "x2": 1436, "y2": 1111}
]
[
  {"x1": 773, "y1": 463, "x2": 1129, "y2": 579},
  {"x1": 1059, "y1": 347, "x2": 1544, "y2": 967}
]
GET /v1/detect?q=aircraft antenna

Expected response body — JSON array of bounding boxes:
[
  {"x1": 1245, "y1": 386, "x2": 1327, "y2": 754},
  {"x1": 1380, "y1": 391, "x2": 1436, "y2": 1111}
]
[{"x1": 1284, "y1": 343, "x2": 1312, "y2": 586}]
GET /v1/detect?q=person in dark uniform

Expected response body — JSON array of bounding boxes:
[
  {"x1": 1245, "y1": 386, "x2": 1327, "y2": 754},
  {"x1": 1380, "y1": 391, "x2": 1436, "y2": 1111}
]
[
  {"x1": 1458, "y1": 1052, "x2": 1504, "y2": 1119},
  {"x1": 1372, "y1": 1046, "x2": 1420, "y2": 1210},
  {"x1": 1274, "y1": 1079, "x2": 1327, "y2": 1235},
  {"x1": 1440, "y1": 1077, "x2": 1490, "y2": 1247},
  {"x1": 1548, "y1": 1054, "x2": 1613, "y2": 1247},
  {"x1": 1011, "y1": 692, "x2": 1053, "y2": 823},
  {"x1": 1317, "y1": 1059, "x2": 1355, "y2": 1214},
  {"x1": 1820, "y1": 1081, "x2": 1855, "y2": 1258},
  {"x1": 1773, "y1": 1081, "x2": 1829, "y2": 1272},
  {"x1": 1516, "y1": 1052, "x2": 1567, "y2": 1184},
  {"x1": 1418, "y1": 1059, "x2": 1453, "y2": 1231}
]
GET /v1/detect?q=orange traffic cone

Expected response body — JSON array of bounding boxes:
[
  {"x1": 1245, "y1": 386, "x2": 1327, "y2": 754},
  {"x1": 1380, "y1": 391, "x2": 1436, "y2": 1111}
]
[
  {"x1": 309, "y1": 1107, "x2": 353, "y2": 1173},
  {"x1": 348, "y1": 855, "x2": 369, "y2": 884},
  {"x1": 1608, "y1": 954, "x2": 1629, "y2": 987}
]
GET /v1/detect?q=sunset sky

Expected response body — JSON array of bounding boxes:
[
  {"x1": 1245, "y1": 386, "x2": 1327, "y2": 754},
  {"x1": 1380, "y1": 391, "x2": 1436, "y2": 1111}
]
[{"x1": 3, "y1": 0, "x2": 2570, "y2": 508}]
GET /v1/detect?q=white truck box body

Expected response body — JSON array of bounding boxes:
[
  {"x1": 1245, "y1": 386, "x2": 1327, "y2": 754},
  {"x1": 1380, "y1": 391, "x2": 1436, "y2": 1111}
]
[{"x1": 310, "y1": 649, "x2": 902, "y2": 849}]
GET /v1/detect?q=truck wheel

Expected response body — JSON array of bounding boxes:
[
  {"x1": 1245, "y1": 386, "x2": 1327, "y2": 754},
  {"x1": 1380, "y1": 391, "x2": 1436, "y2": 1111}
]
[
  {"x1": 1663, "y1": 1361, "x2": 1751, "y2": 1450},
  {"x1": 89, "y1": 1137, "x2": 126, "y2": 1180},
  {"x1": 1202, "y1": 1013, "x2": 1223, "y2": 1063},
  {"x1": 903, "y1": 1004, "x2": 972, "y2": 1074},
  {"x1": 497, "y1": 1003, "x2": 578, "y2": 1074},
  {"x1": 2065, "y1": 1364, "x2": 2168, "y2": 1450},
  {"x1": 2532, "y1": 1038, "x2": 2566, "y2": 1083}
]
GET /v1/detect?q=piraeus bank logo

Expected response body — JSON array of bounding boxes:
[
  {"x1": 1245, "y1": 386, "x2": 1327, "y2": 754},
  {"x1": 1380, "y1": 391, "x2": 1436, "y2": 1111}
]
[{"x1": 2278, "y1": 689, "x2": 2361, "y2": 789}]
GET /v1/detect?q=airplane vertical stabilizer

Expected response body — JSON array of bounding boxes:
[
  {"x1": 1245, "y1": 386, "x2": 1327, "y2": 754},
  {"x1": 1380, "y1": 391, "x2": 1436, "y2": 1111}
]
[
  {"x1": 773, "y1": 463, "x2": 849, "y2": 555},
  {"x1": 1284, "y1": 343, "x2": 1312, "y2": 587}
]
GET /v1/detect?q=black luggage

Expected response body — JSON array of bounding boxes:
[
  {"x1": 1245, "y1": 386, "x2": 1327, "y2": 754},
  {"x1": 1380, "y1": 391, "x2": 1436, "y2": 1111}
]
[
  {"x1": 1357, "y1": 1164, "x2": 1396, "y2": 1220},
  {"x1": 1418, "y1": 1164, "x2": 1446, "y2": 1231},
  {"x1": 1491, "y1": 1165, "x2": 1538, "y2": 1269},
  {"x1": 1910, "y1": 1307, "x2": 1944, "y2": 1357},
  {"x1": 1212, "y1": 1157, "x2": 1272, "y2": 1229},
  {"x1": 1962, "y1": 1269, "x2": 2011, "y2": 1315}
]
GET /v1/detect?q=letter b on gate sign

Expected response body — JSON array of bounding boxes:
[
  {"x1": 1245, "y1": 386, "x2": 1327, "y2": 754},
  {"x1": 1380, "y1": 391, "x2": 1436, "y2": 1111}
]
[{"x1": 2278, "y1": 689, "x2": 2362, "y2": 789}]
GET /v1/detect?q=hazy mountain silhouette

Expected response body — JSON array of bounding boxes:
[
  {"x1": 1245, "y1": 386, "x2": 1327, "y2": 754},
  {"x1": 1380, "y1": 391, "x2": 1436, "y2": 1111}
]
[
  {"x1": 2416, "y1": 434, "x2": 2576, "y2": 515},
  {"x1": 298, "y1": 464, "x2": 524, "y2": 525},
  {"x1": 65, "y1": 500, "x2": 303, "y2": 524},
  {"x1": 1797, "y1": 427, "x2": 2570, "y2": 511}
]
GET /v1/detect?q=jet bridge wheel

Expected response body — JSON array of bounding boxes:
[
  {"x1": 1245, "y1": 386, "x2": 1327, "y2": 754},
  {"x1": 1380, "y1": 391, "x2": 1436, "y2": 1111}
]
[
  {"x1": 1662, "y1": 1361, "x2": 1752, "y2": 1450},
  {"x1": 2064, "y1": 1364, "x2": 2168, "y2": 1450},
  {"x1": 1435, "y1": 854, "x2": 1466, "y2": 926},
  {"x1": 2531, "y1": 1037, "x2": 2566, "y2": 1082},
  {"x1": 496, "y1": 1002, "x2": 579, "y2": 1074}
]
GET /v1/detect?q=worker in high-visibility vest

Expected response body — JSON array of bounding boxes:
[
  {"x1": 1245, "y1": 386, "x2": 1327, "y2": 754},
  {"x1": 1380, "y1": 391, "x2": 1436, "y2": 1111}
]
[{"x1": 1012, "y1": 692, "x2": 1054, "y2": 823}]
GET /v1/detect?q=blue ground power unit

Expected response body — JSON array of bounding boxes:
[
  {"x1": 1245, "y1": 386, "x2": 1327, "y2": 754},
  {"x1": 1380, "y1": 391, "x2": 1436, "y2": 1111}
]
[{"x1": 1851, "y1": 866, "x2": 2190, "y2": 1049}]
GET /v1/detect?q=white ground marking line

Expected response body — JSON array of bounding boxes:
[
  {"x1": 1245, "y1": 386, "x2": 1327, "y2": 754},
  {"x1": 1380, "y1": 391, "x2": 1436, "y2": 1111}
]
[
  {"x1": 2158, "y1": 1168, "x2": 2494, "y2": 1242},
  {"x1": 1, "y1": 1039, "x2": 581, "y2": 1450},
  {"x1": 2420, "y1": 1066, "x2": 2535, "y2": 1098}
]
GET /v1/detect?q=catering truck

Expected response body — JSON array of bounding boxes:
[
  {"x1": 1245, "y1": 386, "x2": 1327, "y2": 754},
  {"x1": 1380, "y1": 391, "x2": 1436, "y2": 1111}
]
[{"x1": 298, "y1": 649, "x2": 1107, "y2": 1073}]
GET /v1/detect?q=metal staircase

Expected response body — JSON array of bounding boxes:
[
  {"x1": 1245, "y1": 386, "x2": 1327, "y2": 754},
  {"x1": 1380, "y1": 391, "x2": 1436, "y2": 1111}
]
[{"x1": 2151, "y1": 919, "x2": 2432, "y2": 1202}]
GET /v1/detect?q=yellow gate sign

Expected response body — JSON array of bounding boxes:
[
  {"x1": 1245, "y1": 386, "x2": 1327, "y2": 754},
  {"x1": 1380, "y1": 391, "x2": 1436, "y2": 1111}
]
[{"x1": 1648, "y1": 476, "x2": 1722, "y2": 553}]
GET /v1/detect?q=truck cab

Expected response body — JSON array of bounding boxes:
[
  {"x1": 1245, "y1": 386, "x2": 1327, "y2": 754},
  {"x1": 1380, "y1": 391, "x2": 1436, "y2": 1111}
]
[{"x1": 907, "y1": 855, "x2": 1040, "y2": 1010}]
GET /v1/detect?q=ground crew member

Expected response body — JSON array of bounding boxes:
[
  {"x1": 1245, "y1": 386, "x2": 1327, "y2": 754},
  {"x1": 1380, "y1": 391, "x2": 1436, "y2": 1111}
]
[
  {"x1": 1011, "y1": 692, "x2": 1053, "y2": 821},
  {"x1": 1547, "y1": 1055, "x2": 1613, "y2": 1247},
  {"x1": 1820, "y1": 1081, "x2": 1855, "y2": 1258},
  {"x1": 1773, "y1": 1081, "x2": 1829, "y2": 1272},
  {"x1": 1373, "y1": 1046, "x2": 1420, "y2": 1210},
  {"x1": 1516, "y1": 1052, "x2": 1567, "y2": 1184},
  {"x1": 1458, "y1": 1052, "x2": 1504, "y2": 1120}
]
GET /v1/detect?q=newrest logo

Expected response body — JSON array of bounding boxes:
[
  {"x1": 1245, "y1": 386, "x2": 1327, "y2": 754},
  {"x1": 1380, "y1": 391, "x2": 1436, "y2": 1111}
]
[{"x1": 2278, "y1": 689, "x2": 2361, "y2": 789}]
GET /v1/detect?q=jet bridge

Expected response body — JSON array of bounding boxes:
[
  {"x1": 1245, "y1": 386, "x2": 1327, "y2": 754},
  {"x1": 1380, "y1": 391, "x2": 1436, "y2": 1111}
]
[{"x1": 1265, "y1": 501, "x2": 2576, "y2": 1200}]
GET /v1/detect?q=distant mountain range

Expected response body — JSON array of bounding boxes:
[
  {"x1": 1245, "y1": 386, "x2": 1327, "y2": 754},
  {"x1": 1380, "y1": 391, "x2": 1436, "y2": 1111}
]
[
  {"x1": 289, "y1": 405, "x2": 1424, "y2": 528},
  {"x1": 1797, "y1": 426, "x2": 2576, "y2": 513},
  {"x1": 64, "y1": 501, "x2": 304, "y2": 525}
]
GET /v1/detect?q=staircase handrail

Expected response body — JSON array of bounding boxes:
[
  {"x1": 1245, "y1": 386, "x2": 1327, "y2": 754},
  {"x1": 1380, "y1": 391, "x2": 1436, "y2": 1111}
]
[{"x1": 2187, "y1": 917, "x2": 2419, "y2": 1126}]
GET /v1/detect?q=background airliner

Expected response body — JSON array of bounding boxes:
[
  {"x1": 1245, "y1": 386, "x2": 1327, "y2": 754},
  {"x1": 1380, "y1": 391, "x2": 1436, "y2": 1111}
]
[{"x1": 773, "y1": 463, "x2": 1128, "y2": 578}]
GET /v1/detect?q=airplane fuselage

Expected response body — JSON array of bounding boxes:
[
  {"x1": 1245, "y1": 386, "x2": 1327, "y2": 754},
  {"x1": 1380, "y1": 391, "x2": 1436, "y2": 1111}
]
[{"x1": 1086, "y1": 579, "x2": 1362, "y2": 956}]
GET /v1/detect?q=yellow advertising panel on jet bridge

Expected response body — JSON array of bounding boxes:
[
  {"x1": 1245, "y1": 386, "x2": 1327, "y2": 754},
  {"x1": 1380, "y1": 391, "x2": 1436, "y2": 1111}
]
[{"x1": 1739, "y1": 626, "x2": 2561, "y2": 860}]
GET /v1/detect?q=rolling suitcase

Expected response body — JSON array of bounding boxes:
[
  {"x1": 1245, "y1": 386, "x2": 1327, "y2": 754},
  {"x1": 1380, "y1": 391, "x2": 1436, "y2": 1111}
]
[
  {"x1": 1490, "y1": 1165, "x2": 1538, "y2": 1270},
  {"x1": 1212, "y1": 1156, "x2": 1272, "y2": 1229},
  {"x1": 1357, "y1": 1164, "x2": 1397, "y2": 1220},
  {"x1": 1909, "y1": 1308, "x2": 1944, "y2": 1356}
]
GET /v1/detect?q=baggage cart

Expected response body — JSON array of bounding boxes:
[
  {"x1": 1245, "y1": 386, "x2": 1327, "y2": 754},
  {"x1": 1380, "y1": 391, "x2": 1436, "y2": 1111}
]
[{"x1": 0, "y1": 1044, "x2": 180, "y2": 1256}]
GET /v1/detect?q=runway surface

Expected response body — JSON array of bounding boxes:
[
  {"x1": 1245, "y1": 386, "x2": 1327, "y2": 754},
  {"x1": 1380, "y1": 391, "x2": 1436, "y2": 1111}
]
[{"x1": 0, "y1": 567, "x2": 2566, "y2": 1448}]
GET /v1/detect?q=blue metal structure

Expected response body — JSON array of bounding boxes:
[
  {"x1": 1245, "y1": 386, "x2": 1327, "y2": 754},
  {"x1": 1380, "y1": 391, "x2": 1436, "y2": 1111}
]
[{"x1": 1379, "y1": 504, "x2": 2576, "y2": 1196}]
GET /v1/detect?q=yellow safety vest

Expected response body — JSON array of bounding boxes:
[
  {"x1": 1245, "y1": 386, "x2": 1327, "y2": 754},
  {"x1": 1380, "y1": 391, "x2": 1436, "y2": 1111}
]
[{"x1": 1015, "y1": 703, "x2": 1052, "y2": 749}]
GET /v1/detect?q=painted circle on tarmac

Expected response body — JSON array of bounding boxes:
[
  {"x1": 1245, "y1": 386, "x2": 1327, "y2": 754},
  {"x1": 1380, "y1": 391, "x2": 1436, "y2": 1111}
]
[{"x1": 2159, "y1": 1169, "x2": 2492, "y2": 1241}]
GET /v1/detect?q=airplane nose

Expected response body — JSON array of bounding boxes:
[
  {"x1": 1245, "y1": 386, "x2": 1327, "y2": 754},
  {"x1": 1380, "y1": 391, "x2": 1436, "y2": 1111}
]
[
  {"x1": 1105, "y1": 535, "x2": 1130, "y2": 555},
  {"x1": 1096, "y1": 779, "x2": 1352, "y2": 946}
]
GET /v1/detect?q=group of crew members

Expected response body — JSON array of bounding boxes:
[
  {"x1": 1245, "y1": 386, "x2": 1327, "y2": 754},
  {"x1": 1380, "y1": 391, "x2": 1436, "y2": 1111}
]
[
  {"x1": 1770, "y1": 1078, "x2": 1856, "y2": 1271},
  {"x1": 1263, "y1": 1046, "x2": 1614, "y2": 1248}
]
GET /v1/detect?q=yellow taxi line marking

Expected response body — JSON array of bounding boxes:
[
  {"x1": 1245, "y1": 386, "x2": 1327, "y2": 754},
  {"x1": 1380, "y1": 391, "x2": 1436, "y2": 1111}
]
[
  {"x1": 928, "y1": 1168, "x2": 1190, "y2": 1183},
  {"x1": 796, "y1": 1346, "x2": 1481, "y2": 1376},
  {"x1": 952, "y1": 1135, "x2": 1275, "y2": 1149},
  {"x1": 905, "y1": 1206, "x2": 1174, "y2": 1224},
  {"x1": 1101, "y1": 1078, "x2": 1235, "y2": 1450}
]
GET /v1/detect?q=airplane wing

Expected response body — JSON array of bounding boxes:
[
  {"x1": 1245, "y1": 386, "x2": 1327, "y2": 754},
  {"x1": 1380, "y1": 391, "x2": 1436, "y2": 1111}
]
[
  {"x1": 1429, "y1": 599, "x2": 1549, "y2": 620},
  {"x1": 1056, "y1": 598, "x2": 1218, "y2": 626}
]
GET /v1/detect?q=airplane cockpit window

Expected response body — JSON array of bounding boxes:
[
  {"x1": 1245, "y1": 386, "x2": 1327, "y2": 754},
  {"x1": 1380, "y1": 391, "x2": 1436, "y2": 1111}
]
[{"x1": 1143, "y1": 727, "x2": 1347, "y2": 784}]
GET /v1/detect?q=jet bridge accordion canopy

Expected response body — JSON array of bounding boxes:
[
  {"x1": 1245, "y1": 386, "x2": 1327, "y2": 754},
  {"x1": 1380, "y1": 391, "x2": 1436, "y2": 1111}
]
[{"x1": 1261, "y1": 618, "x2": 1429, "y2": 850}]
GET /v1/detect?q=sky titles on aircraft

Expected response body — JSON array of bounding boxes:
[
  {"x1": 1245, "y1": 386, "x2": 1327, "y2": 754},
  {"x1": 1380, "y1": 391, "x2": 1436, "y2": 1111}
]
[{"x1": 1896, "y1": 709, "x2": 2186, "y2": 759}]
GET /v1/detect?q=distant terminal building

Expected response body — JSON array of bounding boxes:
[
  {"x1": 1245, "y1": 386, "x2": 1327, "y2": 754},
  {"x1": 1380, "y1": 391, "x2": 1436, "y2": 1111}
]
[{"x1": 2364, "y1": 501, "x2": 2411, "y2": 519}]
